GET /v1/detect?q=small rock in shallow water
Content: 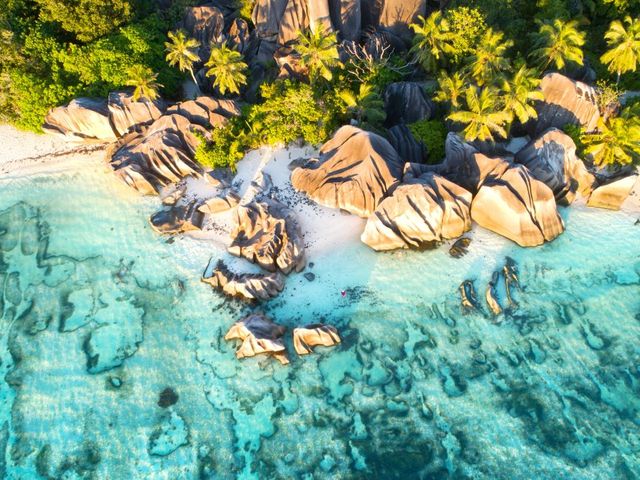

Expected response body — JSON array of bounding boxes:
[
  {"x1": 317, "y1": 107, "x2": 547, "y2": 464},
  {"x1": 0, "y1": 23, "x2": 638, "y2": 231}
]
[
  {"x1": 303, "y1": 272, "x2": 315, "y2": 282},
  {"x1": 158, "y1": 387, "x2": 179, "y2": 408},
  {"x1": 449, "y1": 237, "x2": 471, "y2": 258},
  {"x1": 109, "y1": 377, "x2": 122, "y2": 388}
]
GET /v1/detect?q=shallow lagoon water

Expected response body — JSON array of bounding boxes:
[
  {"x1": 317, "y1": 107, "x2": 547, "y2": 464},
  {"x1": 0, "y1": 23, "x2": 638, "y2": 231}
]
[{"x1": 0, "y1": 164, "x2": 639, "y2": 479}]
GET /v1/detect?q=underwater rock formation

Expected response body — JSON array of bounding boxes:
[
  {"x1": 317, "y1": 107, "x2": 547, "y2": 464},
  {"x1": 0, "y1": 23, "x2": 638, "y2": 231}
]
[
  {"x1": 449, "y1": 237, "x2": 471, "y2": 258},
  {"x1": 201, "y1": 259, "x2": 285, "y2": 301},
  {"x1": 228, "y1": 199, "x2": 305, "y2": 274},
  {"x1": 224, "y1": 313, "x2": 289, "y2": 364},
  {"x1": 459, "y1": 280, "x2": 479, "y2": 312},
  {"x1": 148, "y1": 411, "x2": 189, "y2": 456},
  {"x1": 383, "y1": 82, "x2": 433, "y2": 126},
  {"x1": 361, "y1": 174, "x2": 472, "y2": 251},
  {"x1": 107, "y1": 91, "x2": 166, "y2": 137},
  {"x1": 587, "y1": 174, "x2": 638, "y2": 210},
  {"x1": 485, "y1": 271, "x2": 502, "y2": 316},
  {"x1": 293, "y1": 324, "x2": 341, "y2": 355},
  {"x1": 515, "y1": 128, "x2": 595, "y2": 205},
  {"x1": 534, "y1": 73, "x2": 600, "y2": 135},
  {"x1": 471, "y1": 164, "x2": 565, "y2": 247},
  {"x1": 291, "y1": 126, "x2": 404, "y2": 217},
  {"x1": 149, "y1": 198, "x2": 205, "y2": 234},
  {"x1": 108, "y1": 114, "x2": 205, "y2": 195},
  {"x1": 43, "y1": 98, "x2": 117, "y2": 142}
]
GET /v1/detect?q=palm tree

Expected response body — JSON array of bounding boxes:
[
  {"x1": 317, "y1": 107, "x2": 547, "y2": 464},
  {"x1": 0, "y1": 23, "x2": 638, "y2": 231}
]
[
  {"x1": 410, "y1": 11, "x2": 455, "y2": 73},
  {"x1": 600, "y1": 16, "x2": 640, "y2": 85},
  {"x1": 205, "y1": 44, "x2": 248, "y2": 96},
  {"x1": 434, "y1": 71, "x2": 466, "y2": 110},
  {"x1": 338, "y1": 83, "x2": 386, "y2": 128},
  {"x1": 447, "y1": 86, "x2": 511, "y2": 142},
  {"x1": 165, "y1": 30, "x2": 201, "y2": 87},
  {"x1": 126, "y1": 65, "x2": 163, "y2": 102},
  {"x1": 465, "y1": 28, "x2": 513, "y2": 86},
  {"x1": 296, "y1": 28, "x2": 341, "y2": 84},
  {"x1": 501, "y1": 65, "x2": 544, "y2": 125},
  {"x1": 530, "y1": 19, "x2": 585, "y2": 71},
  {"x1": 582, "y1": 115, "x2": 640, "y2": 166}
]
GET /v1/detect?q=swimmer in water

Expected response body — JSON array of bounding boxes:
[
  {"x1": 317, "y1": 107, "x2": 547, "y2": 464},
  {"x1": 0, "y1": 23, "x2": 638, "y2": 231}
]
[{"x1": 341, "y1": 290, "x2": 346, "y2": 297}]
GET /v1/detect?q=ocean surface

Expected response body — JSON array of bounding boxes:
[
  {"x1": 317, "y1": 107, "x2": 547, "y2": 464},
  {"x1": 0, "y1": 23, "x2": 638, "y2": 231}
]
[{"x1": 0, "y1": 162, "x2": 639, "y2": 479}]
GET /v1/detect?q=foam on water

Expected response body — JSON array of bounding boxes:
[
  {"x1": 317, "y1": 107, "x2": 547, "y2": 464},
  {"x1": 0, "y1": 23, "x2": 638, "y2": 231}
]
[{"x1": 0, "y1": 165, "x2": 639, "y2": 479}]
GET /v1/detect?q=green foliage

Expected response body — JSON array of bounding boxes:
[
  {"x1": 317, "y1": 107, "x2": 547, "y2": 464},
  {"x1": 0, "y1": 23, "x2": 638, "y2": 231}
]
[
  {"x1": 562, "y1": 123, "x2": 586, "y2": 154},
  {"x1": 465, "y1": 28, "x2": 514, "y2": 85},
  {"x1": 34, "y1": 0, "x2": 134, "y2": 42},
  {"x1": 245, "y1": 80, "x2": 340, "y2": 147},
  {"x1": 338, "y1": 83, "x2": 386, "y2": 130},
  {"x1": 448, "y1": 86, "x2": 512, "y2": 142},
  {"x1": 530, "y1": 18, "x2": 586, "y2": 70},
  {"x1": 581, "y1": 111, "x2": 640, "y2": 165},
  {"x1": 409, "y1": 119, "x2": 448, "y2": 163},
  {"x1": 235, "y1": 0, "x2": 255, "y2": 22},
  {"x1": 434, "y1": 71, "x2": 466, "y2": 110},
  {"x1": 205, "y1": 44, "x2": 248, "y2": 96},
  {"x1": 126, "y1": 65, "x2": 162, "y2": 101},
  {"x1": 501, "y1": 65, "x2": 544, "y2": 124},
  {"x1": 296, "y1": 28, "x2": 341, "y2": 84},
  {"x1": 410, "y1": 11, "x2": 455, "y2": 73},
  {"x1": 445, "y1": 7, "x2": 488, "y2": 66},
  {"x1": 194, "y1": 124, "x2": 245, "y2": 171},
  {"x1": 165, "y1": 29, "x2": 200, "y2": 85},
  {"x1": 600, "y1": 16, "x2": 640, "y2": 81},
  {"x1": 342, "y1": 42, "x2": 407, "y2": 91}
]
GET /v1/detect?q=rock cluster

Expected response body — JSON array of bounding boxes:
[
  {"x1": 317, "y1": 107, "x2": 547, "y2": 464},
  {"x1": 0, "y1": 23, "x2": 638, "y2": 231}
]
[
  {"x1": 293, "y1": 324, "x2": 341, "y2": 355},
  {"x1": 43, "y1": 98, "x2": 117, "y2": 142},
  {"x1": 202, "y1": 259, "x2": 285, "y2": 301},
  {"x1": 149, "y1": 196, "x2": 205, "y2": 235}
]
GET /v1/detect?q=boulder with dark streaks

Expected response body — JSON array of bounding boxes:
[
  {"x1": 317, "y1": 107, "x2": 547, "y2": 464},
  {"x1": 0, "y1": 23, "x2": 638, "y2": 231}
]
[
  {"x1": 150, "y1": 198, "x2": 205, "y2": 234},
  {"x1": 197, "y1": 190, "x2": 240, "y2": 214},
  {"x1": 383, "y1": 82, "x2": 433, "y2": 126},
  {"x1": 329, "y1": 0, "x2": 361, "y2": 41},
  {"x1": 378, "y1": 0, "x2": 426, "y2": 40},
  {"x1": 361, "y1": 173, "x2": 472, "y2": 251},
  {"x1": 387, "y1": 124, "x2": 427, "y2": 164},
  {"x1": 291, "y1": 126, "x2": 404, "y2": 217},
  {"x1": 202, "y1": 259, "x2": 285, "y2": 301},
  {"x1": 293, "y1": 324, "x2": 341, "y2": 355},
  {"x1": 228, "y1": 199, "x2": 305, "y2": 274},
  {"x1": 43, "y1": 98, "x2": 116, "y2": 142},
  {"x1": 166, "y1": 96, "x2": 240, "y2": 129},
  {"x1": 178, "y1": 4, "x2": 225, "y2": 61},
  {"x1": 107, "y1": 91, "x2": 166, "y2": 137},
  {"x1": 224, "y1": 313, "x2": 289, "y2": 364}
]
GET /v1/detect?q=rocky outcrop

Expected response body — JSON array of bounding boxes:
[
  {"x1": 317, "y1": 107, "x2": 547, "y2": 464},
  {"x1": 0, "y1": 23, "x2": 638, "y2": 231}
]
[
  {"x1": 43, "y1": 98, "x2": 117, "y2": 141},
  {"x1": 107, "y1": 92, "x2": 166, "y2": 137},
  {"x1": 361, "y1": 174, "x2": 472, "y2": 251},
  {"x1": 291, "y1": 126, "x2": 404, "y2": 217},
  {"x1": 150, "y1": 198, "x2": 205, "y2": 234},
  {"x1": 225, "y1": 313, "x2": 289, "y2": 364},
  {"x1": 108, "y1": 114, "x2": 205, "y2": 195},
  {"x1": 202, "y1": 259, "x2": 285, "y2": 300},
  {"x1": 252, "y1": 0, "x2": 289, "y2": 40},
  {"x1": 179, "y1": 4, "x2": 225, "y2": 61},
  {"x1": 515, "y1": 128, "x2": 595, "y2": 204},
  {"x1": 228, "y1": 199, "x2": 305, "y2": 274},
  {"x1": 534, "y1": 73, "x2": 600, "y2": 135},
  {"x1": 166, "y1": 97, "x2": 240, "y2": 129},
  {"x1": 198, "y1": 190, "x2": 240, "y2": 214},
  {"x1": 587, "y1": 174, "x2": 638, "y2": 210},
  {"x1": 387, "y1": 124, "x2": 427, "y2": 163},
  {"x1": 383, "y1": 82, "x2": 433, "y2": 126},
  {"x1": 378, "y1": 0, "x2": 426, "y2": 40},
  {"x1": 471, "y1": 164, "x2": 565, "y2": 247},
  {"x1": 329, "y1": 0, "x2": 361, "y2": 41},
  {"x1": 293, "y1": 324, "x2": 341, "y2": 355}
]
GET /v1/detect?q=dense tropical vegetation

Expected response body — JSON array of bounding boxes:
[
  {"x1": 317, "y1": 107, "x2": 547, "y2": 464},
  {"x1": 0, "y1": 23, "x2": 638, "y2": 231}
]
[{"x1": 1, "y1": 0, "x2": 639, "y2": 168}]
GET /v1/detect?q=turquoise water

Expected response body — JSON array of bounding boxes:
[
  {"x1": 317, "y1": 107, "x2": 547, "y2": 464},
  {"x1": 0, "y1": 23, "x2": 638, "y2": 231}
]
[{"x1": 1, "y1": 165, "x2": 639, "y2": 479}]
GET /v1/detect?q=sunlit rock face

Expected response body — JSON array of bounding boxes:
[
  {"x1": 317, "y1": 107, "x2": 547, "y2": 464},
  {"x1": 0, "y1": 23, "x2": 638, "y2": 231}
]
[
  {"x1": 377, "y1": 0, "x2": 426, "y2": 40},
  {"x1": 166, "y1": 97, "x2": 241, "y2": 129},
  {"x1": 293, "y1": 324, "x2": 341, "y2": 355},
  {"x1": 291, "y1": 126, "x2": 404, "y2": 217},
  {"x1": 225, "y1": 313, "x2": 289, "y2": 364},
  {"x1": 197, "y1": 190, "x2": 240, "y2": 214},
  {"x1": 588, "y1": 174, "x2": 638, "y2": 210},
  {"x1": 107, "y1": 92, "x2": 166, "y2": 137},
  {"x1": 43, "y1": 98, "x2": 117, "y2": 142},
  {"x1": 228, "y1": 199, "x2": 305, "y2": 274},
  {"x1": 202, "y1": 259, "x2": 285, "y2": 301},
  {"x1": 178, "y1": 4, "x2": 226, "y2": 62},
  {"x1": 361, "y1": 174, "x2": 472, "y2": 251},
  {"x1": 533, "y1": 73, "x2": 600, "y2": 135},
  {"x1": 108, "y1": 114, "x2": 205, "y2": 195},
  {"x1": 515, "y1": 128, "x2": 596, "y2": 205},
  {"x1": 471, "y1": 165, "x2": 565, "y2": 247},
  {"x1": 149, "y1": 199, "x2": 205, "y2": 235}
]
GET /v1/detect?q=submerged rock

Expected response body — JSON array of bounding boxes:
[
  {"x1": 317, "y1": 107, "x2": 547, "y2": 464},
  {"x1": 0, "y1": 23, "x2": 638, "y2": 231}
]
[
  {"x1": 224, "y1": 313, "x2": 289, "y2": 364},
  {"x1": 107, "y1": 91, "x2": 166, "y2": 137},
  {"x1": 84, "y1": 322, "x2": 143, "y2": 374},
  {"x1": 43, "y1": 98, "x2": 116, "y2": 142},
  {"x1": 533, "y1": 73, "x2": 600, "y2": 135},
  {"x1": 201, "y1": 259, "x2": 285, "y2": 301},
  {"x1": 291, "y1": 126, "x2": 404, "y2": 217},
  {"x1": 515, "y1": 128, "x2": 595, "y2": 204},
  {"x1": 148, "y1": 411, "x2": 189, "y2": 456},
  {"x1": 108, "y1": 114, "x2": 205, "y2": 195},
  {"x1": 150, "y1": 198, "x2": 205, "y2": 234},
  {"x1": 459, "y1": 280, "x2": 479, "y2": 312},
  {"x1": 361, "y1": 174, "x2": 472, "y2": 251},
  {"x1": 587, "y1": 174, "x2": 638, "y2": 210},
  {"x1": 158, "y1": 387, "x2": 179, "y2": 408},
  {"x1": 383, "y1": 82, "x2": 433, "y2": 126},
  {"x1": 485, "y1": 271, "x2": 502, "y2": 316},
  {"x1": 293, "y1": 324, "x2": 341, "y2": 355},
  {"x1": 228, "y1": 199, "x2": 305, "y2": 274},
  {"x1": 449, "y1": 237, "x2": 471, "y2": 258}
]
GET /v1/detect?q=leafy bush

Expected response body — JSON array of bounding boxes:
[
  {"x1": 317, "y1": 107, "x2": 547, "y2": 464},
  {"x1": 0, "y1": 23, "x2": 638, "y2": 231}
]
[
  {"x1": 409, "y1": 120, "x2": 448, "y2": 164},
  {"x1": 446, "y1": 7, "x2": 488, "y2": 65},
  {"x1": 562, "y1": 123, "x2": 586, "y2": 155},
  {"x1": 194, "y1": 124, "x2": 245, "y2": 172}
]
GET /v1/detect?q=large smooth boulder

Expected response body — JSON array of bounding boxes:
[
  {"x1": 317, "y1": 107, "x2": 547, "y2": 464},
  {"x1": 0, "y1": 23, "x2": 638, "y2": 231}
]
[
  {"x1": 587, "y1": 174, "x2": 638, "y2": 210},
  {"x1": 108, "y1": 114, "x2": 204, "y2": 195},
  {"x1": 225, "y1": 313, "x2": 289, "y2": 364},
  {"x1": 291, "y1": 126, "x2": 404, "y2": 217},
  {"x1": 179, "y1": 5, "x2": 225, "y2": 61},
  {"x1": 361, "y1": 174, "x2": 472, "y2": 250},
  {"x1": 43, "y1": 98, "x2": 116, "y2": 141},
  {"x1": 278, "y1": 0, "x2": 310, "y2": 45},
  {"x1": 534, "y1": 73, "x2": 600, "y2": 135},
  {"x1": 515, "y1": 128, "x2": 595, "y2": 205},
  {"x1": 150, "y1": 198, "x2": 205, "y2": 234},
  {"x1": 228, "y1": 199, "x2": 305, "y2": 274},
  {"x1": 252, "y1": 0, "x2": 288, "y2": 39},
  {"x1": 384, "y1": 82, "x2": 433, "y2": 126},
  {"x1": 166, "y1": 96, "x2": 240, "y2": 129},
  {"x1": 378, "y1": 0, "x2": 426, "y2": 40},
  {"x1": 387, "y1": 124, "x2": 427, "y2": 163},
  {"x1": 202, "y1": 260, "x2": 285, "y2": 300},
  {"x1": 471, "y1": 165, "x2": 565, "y2": 247},
  {"x1": 293, "y1": 324, "x2": 341, "y2": 355},
  {"x1": 107, "y1": 92, "x2": 166, "y2": 137},
  {"x1": 198, "y1": 190, "x2": 240, "y2": 214},
  {"x1": 329, "y1": 0, "x2": 360, "y2": 41}
]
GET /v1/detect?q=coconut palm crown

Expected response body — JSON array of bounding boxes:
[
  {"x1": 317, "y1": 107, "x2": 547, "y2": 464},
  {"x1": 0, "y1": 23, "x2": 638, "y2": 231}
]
[
  {"x1": 447, "y1": 86, "x2": 511, "y2": 142},
  {"x1": 205, "y1": 43, "x2": 248, "y2": 96},
  {"x1": 125, "y1": 65, "x2": 163, "y2": 102},
  {"x1": 600, "y1": 16, "x2": 640, "y2": 84},
  {"x1": 530, "y1": 19, "x2": 586, "y2": 71},
  {"x1": 296, "y1": 28, "x2": 341, "y2": 84},
  {"x1": 165, "y1": 30, "x2": 201, "y2": 86}
]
